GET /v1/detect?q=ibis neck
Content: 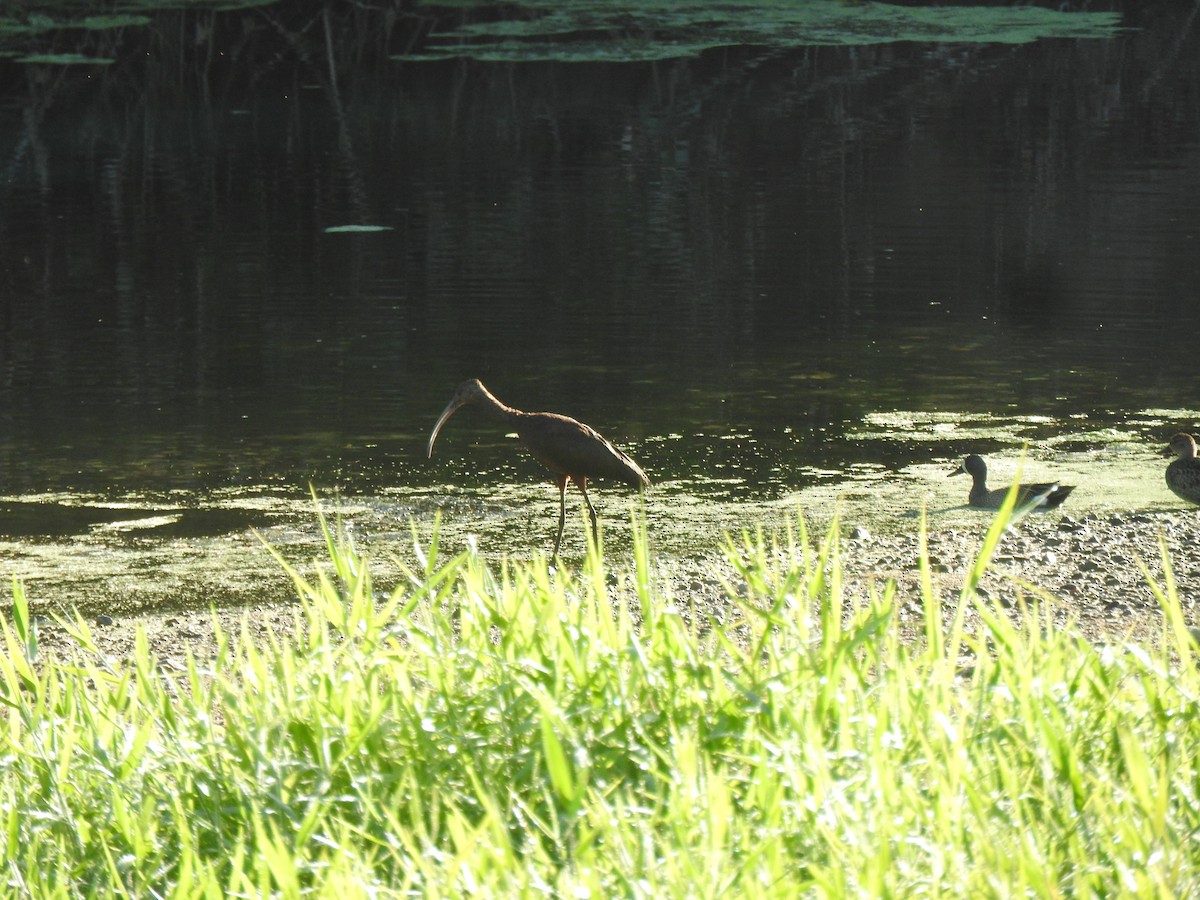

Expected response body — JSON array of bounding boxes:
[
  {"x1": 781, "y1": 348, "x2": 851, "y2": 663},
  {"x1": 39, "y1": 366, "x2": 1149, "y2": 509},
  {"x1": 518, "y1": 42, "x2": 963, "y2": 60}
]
[{"x1": 474, "y1": 386, "x2": 523, "y2": 424}]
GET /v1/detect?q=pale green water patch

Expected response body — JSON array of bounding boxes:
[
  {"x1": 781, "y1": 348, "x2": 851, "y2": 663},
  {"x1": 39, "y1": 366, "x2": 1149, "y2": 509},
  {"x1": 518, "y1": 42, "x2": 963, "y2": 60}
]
[
  {"x1": 405, "y1": 0, "x2": 1123, "y2": 63},
  {"x1": 0, "y1": 490, "x2": 330, "y2": 618},
  {"x1": 850, "y1": 410, "x2": 1093, "y2": 444},
  {"x1": 14, "y1": 53, "x2": 114, "y2": 64},
  {"x1": 1132, "y1": 409, "x2": 1200, "y2": 429}
]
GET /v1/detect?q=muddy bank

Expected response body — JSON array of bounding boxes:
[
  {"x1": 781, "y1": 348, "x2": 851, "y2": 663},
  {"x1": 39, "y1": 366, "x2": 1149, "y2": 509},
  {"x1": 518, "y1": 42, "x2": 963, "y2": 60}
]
[{"x1": 24, "y1": 506, "x2": 1200, "y2": 669}]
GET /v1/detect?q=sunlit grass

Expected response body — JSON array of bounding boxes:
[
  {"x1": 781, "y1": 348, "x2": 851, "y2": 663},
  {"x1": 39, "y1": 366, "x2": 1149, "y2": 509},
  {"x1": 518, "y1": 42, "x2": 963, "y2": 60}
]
[{"x1": 1, "y1": 500, "x2": 1198, "y2": 896}]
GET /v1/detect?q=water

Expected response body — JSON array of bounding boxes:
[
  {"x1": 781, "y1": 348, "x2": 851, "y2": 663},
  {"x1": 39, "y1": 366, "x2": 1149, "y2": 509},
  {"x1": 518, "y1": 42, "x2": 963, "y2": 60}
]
[{"x1": 0, "y1": 4, "x2": 1198, "y2": 613}]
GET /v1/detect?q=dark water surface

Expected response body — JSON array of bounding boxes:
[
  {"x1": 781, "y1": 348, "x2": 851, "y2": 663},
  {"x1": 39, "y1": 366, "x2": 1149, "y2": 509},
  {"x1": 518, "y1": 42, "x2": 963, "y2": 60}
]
[{"x1": 1, "y1": 3, "x2": 1199, "y2": 612}]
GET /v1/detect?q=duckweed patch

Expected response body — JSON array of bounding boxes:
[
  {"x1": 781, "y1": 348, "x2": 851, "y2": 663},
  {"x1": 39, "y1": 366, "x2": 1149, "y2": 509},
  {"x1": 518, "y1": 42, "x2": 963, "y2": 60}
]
[
  {"x1": 1136, "y1": 408, "x2": 1200, "y2": 427},
  {"x1": 405, "y1": 0, "x2": 1123, "y2": 63},
  {"x1": 14, "y1": 52, "x2": 113, "y2": 64},
  {"x1": 852, "y1": 409, "x2": 1067, "y2": 443},
  {"x1": 0, "y1": 418, "x2": 1186, "y2": 621}
]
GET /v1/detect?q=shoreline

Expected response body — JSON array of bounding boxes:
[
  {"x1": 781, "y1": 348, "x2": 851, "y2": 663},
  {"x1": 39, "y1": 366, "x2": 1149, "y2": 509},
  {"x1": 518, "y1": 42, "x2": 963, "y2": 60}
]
[{"x1": 26, "y1": 508, "x2": 1200, "y2": 668}]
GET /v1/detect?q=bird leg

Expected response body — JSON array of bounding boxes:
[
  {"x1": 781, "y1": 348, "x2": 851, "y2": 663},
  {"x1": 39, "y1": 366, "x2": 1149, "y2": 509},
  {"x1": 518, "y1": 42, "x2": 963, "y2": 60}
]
[
  {"x1": 572, "y1": 476, "x2": 599, "y2": 549},
  {"x1": 552, "y1": 474, "x2": 569, "y2": 559}
]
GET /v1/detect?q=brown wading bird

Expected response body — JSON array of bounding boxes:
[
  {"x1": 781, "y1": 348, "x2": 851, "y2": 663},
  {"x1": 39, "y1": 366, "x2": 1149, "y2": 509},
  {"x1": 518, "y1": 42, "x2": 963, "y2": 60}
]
[
  {"x1": 1165, "y1": 432, "x2": 1200, "y2": 505},
  {"x1": 426, "y1": 379, "x2": 651, "y2": 557},
  {"x1": 948, "y1": 454, "x2": 1074, "y2": 510}
]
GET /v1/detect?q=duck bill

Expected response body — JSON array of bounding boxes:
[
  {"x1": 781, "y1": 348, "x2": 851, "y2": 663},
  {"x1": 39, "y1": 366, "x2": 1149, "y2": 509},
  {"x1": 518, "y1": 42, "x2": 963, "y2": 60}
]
[
  {"x1": 427, "y1": 400, "x2": 465, "y2": 458},
  {"x1": 947, "y1": 463, "x2": 965, "y2": 478}
]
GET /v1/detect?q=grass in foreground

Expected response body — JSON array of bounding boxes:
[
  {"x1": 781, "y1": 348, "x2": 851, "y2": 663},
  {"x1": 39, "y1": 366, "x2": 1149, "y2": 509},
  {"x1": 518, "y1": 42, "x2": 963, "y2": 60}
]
[{"x1": 0, "y1": 502, "x2": 1198, "y2": 898}]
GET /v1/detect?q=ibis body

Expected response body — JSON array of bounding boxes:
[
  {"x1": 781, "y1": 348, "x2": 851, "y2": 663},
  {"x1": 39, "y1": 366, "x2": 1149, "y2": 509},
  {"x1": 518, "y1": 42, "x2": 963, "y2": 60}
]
[{"x1": 426, "y1": 379, "x2": 649, "y2": 556}]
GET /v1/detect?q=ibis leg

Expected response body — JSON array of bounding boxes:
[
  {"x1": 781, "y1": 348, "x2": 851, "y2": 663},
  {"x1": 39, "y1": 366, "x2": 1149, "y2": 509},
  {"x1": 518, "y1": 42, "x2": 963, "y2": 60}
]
[
  {"x1": 552, "y1": 475, "x2": 568, "y2": 558},
  {"x1": 574, "y1": 477, "x2": 599, "y2": 548}
]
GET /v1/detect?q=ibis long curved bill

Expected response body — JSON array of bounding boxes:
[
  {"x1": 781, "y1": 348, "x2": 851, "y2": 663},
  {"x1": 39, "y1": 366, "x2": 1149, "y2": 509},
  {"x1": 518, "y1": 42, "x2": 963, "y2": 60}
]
[{"x1": 427, "y1": 395, "x2": 470, "y2": 459}]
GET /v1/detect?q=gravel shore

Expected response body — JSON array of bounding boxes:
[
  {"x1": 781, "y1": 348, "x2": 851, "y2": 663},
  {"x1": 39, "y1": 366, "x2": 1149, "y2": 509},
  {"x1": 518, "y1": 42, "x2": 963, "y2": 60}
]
[{"x1": 27, "y1": 506, "x2": 1200, "y2": 670}]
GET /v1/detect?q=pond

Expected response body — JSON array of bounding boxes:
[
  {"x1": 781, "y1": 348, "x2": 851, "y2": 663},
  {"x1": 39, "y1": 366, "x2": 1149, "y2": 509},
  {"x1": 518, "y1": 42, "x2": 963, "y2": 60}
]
[{"x1": 0, "y1": 1, "x2": 1197, "y2": 616}]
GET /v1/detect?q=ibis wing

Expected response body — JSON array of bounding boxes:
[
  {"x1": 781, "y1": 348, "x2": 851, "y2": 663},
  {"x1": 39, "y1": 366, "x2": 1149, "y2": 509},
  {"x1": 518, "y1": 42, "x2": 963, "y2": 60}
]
[{"x1": 518, "y1": 413, "x2": 649, "y2": 488}]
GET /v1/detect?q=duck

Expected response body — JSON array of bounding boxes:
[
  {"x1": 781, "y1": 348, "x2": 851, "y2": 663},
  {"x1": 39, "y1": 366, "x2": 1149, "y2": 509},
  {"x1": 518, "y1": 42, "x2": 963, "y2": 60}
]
[
  {"x1": 1165, "y1": 433, "x2": 1200, "y2": 505},
  {"x1": 948, "y1": 454, "x2": 1074, "y2": 510}
]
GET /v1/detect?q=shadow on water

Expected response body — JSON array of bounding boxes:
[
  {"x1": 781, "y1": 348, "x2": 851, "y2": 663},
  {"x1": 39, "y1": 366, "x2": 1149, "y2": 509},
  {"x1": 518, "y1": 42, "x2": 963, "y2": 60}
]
[{"x1": 0, "y1": 501, "x2": 278, "y2": 539}]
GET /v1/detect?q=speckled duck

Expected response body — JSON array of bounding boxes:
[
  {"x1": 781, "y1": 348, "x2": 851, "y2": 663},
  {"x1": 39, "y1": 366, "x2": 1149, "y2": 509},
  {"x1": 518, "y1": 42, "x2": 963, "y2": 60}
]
[
  {"x1": 949, "y1": 454, "x2": 1074, "y2": 510},
  {"x1": 1165, "y1": 433, "x2": 1200, "y2": 505}
]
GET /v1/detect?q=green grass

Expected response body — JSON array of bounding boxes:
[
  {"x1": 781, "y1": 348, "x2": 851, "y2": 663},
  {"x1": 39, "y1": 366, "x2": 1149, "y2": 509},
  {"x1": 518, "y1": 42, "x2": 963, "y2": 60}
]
[{"x1": 1, "y1": 499, "x2": 1199, "y2": 897}]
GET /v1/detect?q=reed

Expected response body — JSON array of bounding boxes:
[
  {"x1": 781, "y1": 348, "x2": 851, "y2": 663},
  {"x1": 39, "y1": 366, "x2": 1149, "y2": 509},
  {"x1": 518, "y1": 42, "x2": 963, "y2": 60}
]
[{"x1": 0, "y1": 501, "x2": 1197, "y2": 896}]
